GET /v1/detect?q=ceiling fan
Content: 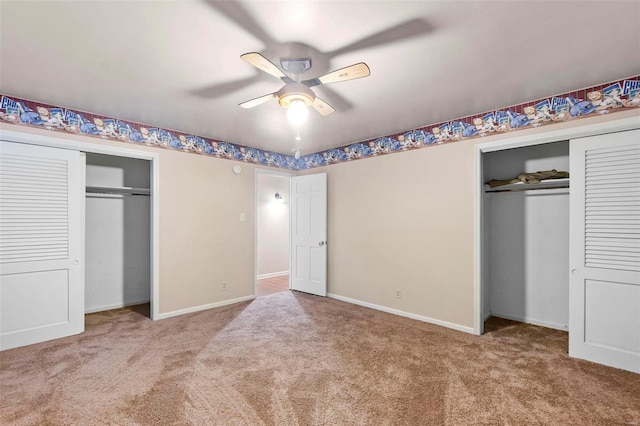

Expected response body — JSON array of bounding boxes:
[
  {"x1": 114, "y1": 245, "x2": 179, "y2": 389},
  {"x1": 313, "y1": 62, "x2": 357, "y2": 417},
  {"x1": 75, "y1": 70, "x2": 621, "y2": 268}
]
[
  {"x1": 193, "y1": 2, "x2": 431, "y2": 117},
  {"x1": 238, "y1": 52, "x2": 370, "y2": 123}
]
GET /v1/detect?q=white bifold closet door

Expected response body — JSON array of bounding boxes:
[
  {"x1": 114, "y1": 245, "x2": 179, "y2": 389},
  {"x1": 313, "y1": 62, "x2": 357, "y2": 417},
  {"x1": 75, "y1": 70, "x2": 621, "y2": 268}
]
[
  {"x1": 0, "y1": 141, "x2": 84, "y2": 351},
  {"x1": 569, "y1": 129, "x2": 640, "y2": 373}
]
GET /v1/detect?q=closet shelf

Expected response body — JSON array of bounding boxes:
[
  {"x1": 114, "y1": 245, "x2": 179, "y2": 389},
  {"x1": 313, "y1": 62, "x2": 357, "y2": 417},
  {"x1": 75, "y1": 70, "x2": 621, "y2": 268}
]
[
  {"x1": 484, "y1": 178, "x2": 569, "y2": 193},
  {"x1": 86, "y1": 186, "x2": 151, "y2": 196}
]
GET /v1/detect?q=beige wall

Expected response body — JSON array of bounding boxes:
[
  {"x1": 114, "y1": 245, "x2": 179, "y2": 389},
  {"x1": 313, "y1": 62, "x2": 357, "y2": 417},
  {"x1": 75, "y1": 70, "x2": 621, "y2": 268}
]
[
  {"x1": 304, "y1": 142, "x2": 477, "y2": 327},
  {"x1": 157, "y1": 148, "x2": 256, "y2": 313}
]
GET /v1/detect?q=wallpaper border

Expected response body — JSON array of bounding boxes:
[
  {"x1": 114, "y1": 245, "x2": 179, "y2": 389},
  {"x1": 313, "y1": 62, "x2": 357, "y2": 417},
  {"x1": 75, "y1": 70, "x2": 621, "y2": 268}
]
[
  {"x1": 0, "y1": 96, "x2": 298, "y2": 170},
  {"x1": 296, "y1": 76, "x2": 640, "y2": 169},
  {"x1": 1, "y1": 75, "x2": 638, "y2": 170}
]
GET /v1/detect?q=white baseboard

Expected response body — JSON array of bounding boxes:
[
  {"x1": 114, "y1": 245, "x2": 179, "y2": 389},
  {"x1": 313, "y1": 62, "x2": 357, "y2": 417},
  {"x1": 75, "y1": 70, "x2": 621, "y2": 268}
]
[
  {"x1": 327, "y1": 293, "x2": 475, "y2": 335},
  {"x1": 155, "y1": 295, "x2": 255, "y2": 320},
  {"x1": 483, "y1": 311, "x2": 492, "y2": 322},
  {"x1": 85, "y1": 299, "x2": 150, "y2": 314},
  {"x1": 490, "y1": 312, "x2": 568, "y2": 331},
  {"x1": 257, "y1": 271, "x2": 289, "y2": 280}
]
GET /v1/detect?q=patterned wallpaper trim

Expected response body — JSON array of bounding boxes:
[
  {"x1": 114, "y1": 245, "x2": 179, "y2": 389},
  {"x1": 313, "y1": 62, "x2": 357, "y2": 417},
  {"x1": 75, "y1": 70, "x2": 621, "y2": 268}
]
[
  {"x1": 1, "y1": 76, "x2": 638, "y2": 170},
  {"x1": 0, "y1": 96, "x2": 297, "y2": 170},
  {"x1": 296, "y1": 76, "x2": 640, "y2": 169}
]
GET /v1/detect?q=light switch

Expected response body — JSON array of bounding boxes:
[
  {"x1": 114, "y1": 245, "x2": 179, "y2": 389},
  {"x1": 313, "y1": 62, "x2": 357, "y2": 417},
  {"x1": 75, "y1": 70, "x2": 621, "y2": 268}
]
[{"x1": 240, "y1": 213, "x2": 246, "y2": 222}]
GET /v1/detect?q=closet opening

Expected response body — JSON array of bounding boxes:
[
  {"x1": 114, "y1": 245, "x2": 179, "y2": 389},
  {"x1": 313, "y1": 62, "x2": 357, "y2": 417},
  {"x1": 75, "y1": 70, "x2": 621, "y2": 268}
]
[
  {"x1": 479, "y1": 140, "x2": 570, "y2": 334},
  {"x1": 255, "y1": 170, "x2": 292, "y2": 298},
  {"x1": 472, "y1": 118, "x2": 638, "y2": 371},
  {"x1": 84, "y1": 153, "x2": 152, "y2": 318}
]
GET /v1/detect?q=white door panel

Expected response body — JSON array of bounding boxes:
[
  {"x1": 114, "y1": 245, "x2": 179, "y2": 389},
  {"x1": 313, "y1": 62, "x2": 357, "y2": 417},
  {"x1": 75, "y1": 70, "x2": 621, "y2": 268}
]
[
  {"x1": 584, "y1": 279, "x2": 639, "y2": 353},
  {"x1": 0, "y1": 141, "x2": 84, "y2": 351},
  {"x1": 290, "y1": 173, "x2": 327, "y2": 297},
  {"x1": 2, "y1": 269, "x2": 70, "y2": 331},
  {"x1": 569, "y1": 129, "x2": 640, "y2": 373}
]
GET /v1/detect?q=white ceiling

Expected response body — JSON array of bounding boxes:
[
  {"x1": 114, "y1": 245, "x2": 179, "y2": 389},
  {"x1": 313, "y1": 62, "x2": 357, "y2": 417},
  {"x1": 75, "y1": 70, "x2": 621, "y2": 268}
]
[{"x1": 2, "y1": 1, "x2": 639, "y2": 156}]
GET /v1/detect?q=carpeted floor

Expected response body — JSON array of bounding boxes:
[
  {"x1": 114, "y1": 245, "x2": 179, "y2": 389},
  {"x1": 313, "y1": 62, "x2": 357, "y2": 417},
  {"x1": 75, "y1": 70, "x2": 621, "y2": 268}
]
[{"x1": 1, "y1": 291, "x2": 639, "y2": 425}]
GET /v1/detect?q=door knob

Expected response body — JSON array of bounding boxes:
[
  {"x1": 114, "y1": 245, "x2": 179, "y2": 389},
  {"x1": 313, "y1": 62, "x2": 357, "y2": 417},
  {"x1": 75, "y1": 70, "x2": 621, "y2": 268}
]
[
  {"x1": 571, "y1": 269, "x2": 578, "y2": 275},
  {"x1": 319, "y1": 241, "x2": 325, "y2": 247}
]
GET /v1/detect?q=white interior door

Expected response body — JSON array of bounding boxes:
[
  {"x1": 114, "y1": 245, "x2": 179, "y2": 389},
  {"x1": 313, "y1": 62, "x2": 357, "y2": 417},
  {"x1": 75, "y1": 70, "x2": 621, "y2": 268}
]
[
  {"x1": 290, "y1": 173, "x2": 327, "y2": 296},
  {"x1": 569, "y1": 129, "x2": 640, "y2": 373},
  {"x1": 0, "y1": 141, "x2": 84, "y2": 351}
]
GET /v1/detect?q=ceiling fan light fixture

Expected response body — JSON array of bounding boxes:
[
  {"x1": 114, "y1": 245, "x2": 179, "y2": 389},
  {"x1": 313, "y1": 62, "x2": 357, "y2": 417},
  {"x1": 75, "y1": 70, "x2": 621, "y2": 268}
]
[
  {"x1": 276, "y1": 83, "x2": 315, "y2": 108},
  {"x1": 238, "y1": 53, "x2": 365, "y2": 120},
  {"x1": 276, "y1": 83, "x2": 314, "y2": 126},
  {"x1": 287, "y1": 100, "x2": 309, "y2": 126}
]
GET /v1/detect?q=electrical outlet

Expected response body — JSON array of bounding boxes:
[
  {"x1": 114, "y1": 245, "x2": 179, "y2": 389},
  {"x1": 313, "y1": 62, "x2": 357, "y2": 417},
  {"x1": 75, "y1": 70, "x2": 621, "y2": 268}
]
[
  {"x1": 221, "y1": 282, "x2": 227, "y2": 291},
  {"x1": 395, "y1": 289, "x2": 401, "y2": 299}
]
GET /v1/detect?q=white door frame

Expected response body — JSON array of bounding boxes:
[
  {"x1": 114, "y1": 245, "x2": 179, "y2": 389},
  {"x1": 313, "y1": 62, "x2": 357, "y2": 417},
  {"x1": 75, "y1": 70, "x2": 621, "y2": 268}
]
[
  {"x1": 254, "y1": 167, "x2": 294, "y2": 297},
  {"x1": 0, "y1": 127, "x2": 161, "y2": 320},
  {"x1": 473, "y1": 115, "x2": 640, "y2": 335}
]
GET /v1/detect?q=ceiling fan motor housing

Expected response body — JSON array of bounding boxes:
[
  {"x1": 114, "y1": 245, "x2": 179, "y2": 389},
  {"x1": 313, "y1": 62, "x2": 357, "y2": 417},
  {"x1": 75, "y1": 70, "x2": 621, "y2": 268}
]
[
  {"x1": 280, "y1": 58, "x2": 312, "y2": 76},
  {"x1": 277, "y1": 83, "x2": 315, "y2": 108}
]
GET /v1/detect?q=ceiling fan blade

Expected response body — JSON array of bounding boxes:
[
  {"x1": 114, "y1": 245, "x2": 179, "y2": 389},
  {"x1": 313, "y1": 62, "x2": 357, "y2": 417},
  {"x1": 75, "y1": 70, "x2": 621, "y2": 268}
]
[
  {"x1": 241, "y1": 52, "x2": 291, "y2": 82},
  {"x1": 311, "y1": 97, "x2": 335, "y2": 116},
  {"x1": 204, "y1": 1, "x2": 276, "y2": 48},
  {"x1": 313, "y1": 86, "x2": 354, "y2": 111},
  {"x1": 239, "y1": 93, "x2": 276, "y2": 109},
  {"x1": 303, "y1": 63, "x2": 370, "y2": 87},
  {"x1": 327, "y1": 18, "x2": 431, "y2": 58},
  {"x1": 190, "y1": 75, "x2": 261, "y2": 98}
]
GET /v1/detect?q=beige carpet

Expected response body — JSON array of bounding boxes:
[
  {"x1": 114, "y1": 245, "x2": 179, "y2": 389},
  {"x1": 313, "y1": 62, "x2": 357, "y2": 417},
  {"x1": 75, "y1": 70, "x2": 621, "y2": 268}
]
[{"x1": 1, "y1": 291, "x2": 639, "y2": 425}]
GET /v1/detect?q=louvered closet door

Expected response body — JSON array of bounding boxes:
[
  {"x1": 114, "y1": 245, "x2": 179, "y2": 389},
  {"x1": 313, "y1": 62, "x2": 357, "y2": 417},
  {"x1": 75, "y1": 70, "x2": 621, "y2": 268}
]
[
  {"x1": 0, "y1": 141, "x2": 84, "y2": 351},
  {"x1": 569, "y1": 129, "x2": 640, "y2": 373}
]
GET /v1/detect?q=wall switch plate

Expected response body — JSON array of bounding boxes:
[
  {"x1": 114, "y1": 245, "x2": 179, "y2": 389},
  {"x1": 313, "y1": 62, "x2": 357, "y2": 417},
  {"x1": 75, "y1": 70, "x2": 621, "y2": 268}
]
[{"x1": 240, "y1": 213, "x2": 246, "y2": 222}]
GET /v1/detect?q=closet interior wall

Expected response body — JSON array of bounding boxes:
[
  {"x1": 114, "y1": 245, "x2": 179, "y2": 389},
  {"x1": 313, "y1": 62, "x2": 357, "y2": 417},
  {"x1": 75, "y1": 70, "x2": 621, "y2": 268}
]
[
  {"x1": 482, "y1": 141, "x2": 570, "y2": 331},
  {"x1": 85, "y1": 153, "x2": 151, "y2": 314}
]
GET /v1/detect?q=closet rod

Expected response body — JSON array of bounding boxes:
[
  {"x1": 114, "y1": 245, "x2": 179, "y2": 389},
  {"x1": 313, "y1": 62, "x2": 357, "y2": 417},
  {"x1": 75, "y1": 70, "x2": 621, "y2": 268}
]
[{"x1": 86, "y1": 185, "x2": 150, "y2": 196}]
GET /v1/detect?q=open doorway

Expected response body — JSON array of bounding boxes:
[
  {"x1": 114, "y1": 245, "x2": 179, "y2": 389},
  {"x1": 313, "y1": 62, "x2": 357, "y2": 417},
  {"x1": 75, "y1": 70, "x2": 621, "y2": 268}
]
[
  {"x1": 255, "y1": 170, "x2": 291, "y2": 298},
  {"x1": 480, "y1": 141, "x2": 570, "y2": 334},
  {"x1": 85, "y1": 153, "x2": 152, "y2": 318},
  {"x1": 473, "y1": 116, "x2": 638, "y2": 339}
]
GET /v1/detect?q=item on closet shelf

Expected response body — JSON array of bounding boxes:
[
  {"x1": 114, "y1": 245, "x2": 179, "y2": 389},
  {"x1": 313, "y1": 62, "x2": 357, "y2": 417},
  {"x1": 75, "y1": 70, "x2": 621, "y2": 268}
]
[
  {"x1": 518, "y1": 169, "x2": 569, "y2": 184},
  {"x1": 487, "y1": 169, "x2": 569, "y2": 188},
  {"x1": 487, "y1": 177, "x2": 520, "y2": 188}
]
